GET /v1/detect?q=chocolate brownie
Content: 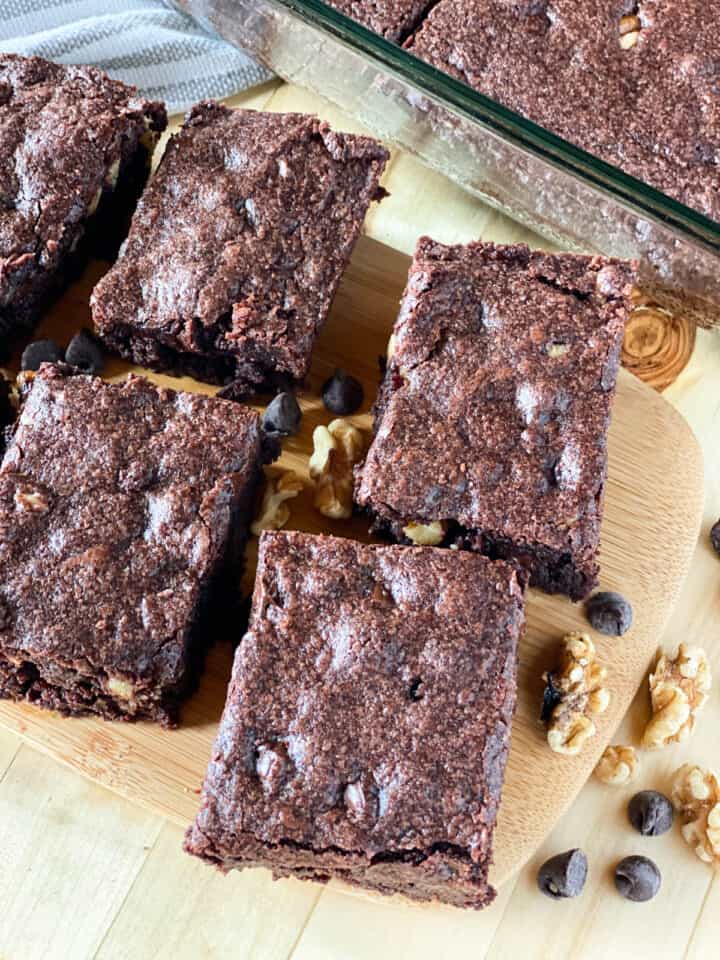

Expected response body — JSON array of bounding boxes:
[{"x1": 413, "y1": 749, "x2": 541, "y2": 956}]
[
  {"x1": 406, "y1": 0, "x2": 720, "y2": 220},
  {"x1": 325, "y1": 0, "x2": 433, "y2": 42},
  {"x1": 0, "y1": 54, "x2": 166, "y2": 353},
  {"x1": 91, "y1": 102, "x2": 389, "y2": 398},
  {"x1": 184, "y1": 530, "x2": 524, "y2": 909},
  {"x1": 355, "y1": 238, "x2": 636, "y2": 601},
  {"x1": 0, "y1": 365, "x2": 274, "y2": 726}
]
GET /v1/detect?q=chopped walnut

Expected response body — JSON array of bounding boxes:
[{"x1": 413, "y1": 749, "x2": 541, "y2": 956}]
[
  {"x1": 546, "y1": 342, "x2": 570, "y2": 358},
  {"x1": 642, "y1": 644, "x2": 711, "y2": 749},
  {"x1": 543, "y1": 632, "x2": 611, "y2": 756},
  {"x1": 106, "y1": 676, "x2": 136, "y2": 702},
  {"x1": 594, "y1": 745, "x2": 639, "y2": 786},
  {"x1": 672, "y1": 764, "x2": 720, "y2": 866},
  {"x1": 14, "y1": 488, "x2": 48, "y2": 513},
  {"x1": 403, "y1": 520, "x2": 446, "y2": 546},
  {"x1": 309, "y1": 419, "x2": 365, "y2": 520},
  {"x1": 250, "y1": 471, "x2": 303, "y2": 537},
  {"x1": 619, "y1": 13, "x2": 641, "y2": 48}
]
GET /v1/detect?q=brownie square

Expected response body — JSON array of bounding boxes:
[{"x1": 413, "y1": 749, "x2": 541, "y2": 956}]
[
  {"x1": 355, "y1": 239, "x2": 636, "y2": 600},
  {"x1": 91, "y1": 102, "x2": 389, "y2": 399},
  {"x1": 0, "y1": 54, "x2": 166, "y2": 353},
  {"x1": 325, "y1": 0, "x2": 433, "y2": 42},
  {"x1": 184, "y1": 530, "x2": 524, "y2": 909},
  {"x1": 0, "y1": 365, "x2": 273, "y2": 726},
  {"x1": 405, "y1": 0, "x2": 720, "y2": 219}
]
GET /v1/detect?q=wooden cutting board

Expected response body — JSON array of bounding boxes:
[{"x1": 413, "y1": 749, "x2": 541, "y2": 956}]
[{"x1": 0, "y1": 234, "x2": 704, "y2": 893}]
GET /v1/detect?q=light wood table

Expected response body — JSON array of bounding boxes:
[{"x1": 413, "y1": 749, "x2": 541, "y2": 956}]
[{"x1": 1, "y1": 80, "x2": 718, "y2": 960}]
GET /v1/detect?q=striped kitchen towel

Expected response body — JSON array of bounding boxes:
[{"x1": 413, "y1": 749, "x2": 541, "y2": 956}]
[{"x1": 0, "y1": 0, "x2": 272, "y2": 114}]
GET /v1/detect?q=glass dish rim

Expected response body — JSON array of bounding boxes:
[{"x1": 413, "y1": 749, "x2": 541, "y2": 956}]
[{"x1": 275, "y1": 0, "x2": 720, "y2": 252}]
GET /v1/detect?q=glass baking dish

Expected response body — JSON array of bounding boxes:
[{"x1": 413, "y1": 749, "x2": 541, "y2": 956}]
[{"x1": 172, "y1": 0, "x2": 720, "y2": 326}]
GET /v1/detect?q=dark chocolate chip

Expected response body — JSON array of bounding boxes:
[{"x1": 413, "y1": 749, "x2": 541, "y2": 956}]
[
  {"x1": 321, "y1": 368, "x2": 364, "y2": 415},
  {"x1": 537, "y1": 849, "x2": 588, "y2": 899},
  {"x1": 408, "y1": 677, "x2": 424, "y2": 701},
  {"x1": 628, "y1": 791, "x2": 674, "y2": 837},
  {"x1": 65, "y1": 328, "x2": 105, "y2": 376},
  {"x1": 255, "y1": 743, "x2": 287, "y2": 793},
  {"x1": 585, "y1": 590, "x2": 633, "y2": 636},
  {"x1": 614, "y1": 856, "x2": 661, "y2": 902},
  {"x1": 344, "y1": 780, "x2": 368, "y2": 819},
  {"x1": 711, "y1": 520, "x2": 720, "y2": 556},
  {"x1": 261, "y1": 392, "x2": 301, "y2": 437},
  {"x1": 540, "y1": 672, "x2": 563, "y2": 724},
  {"x1": 0, "y1": 598, "x2": 9, "y2": 630},
  {"x1": 20, "y1": 339, "x2": 63, "y2": 372}
]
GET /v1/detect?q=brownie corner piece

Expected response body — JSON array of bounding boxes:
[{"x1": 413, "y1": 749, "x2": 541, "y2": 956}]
[
  {"x1": 91, "y1": 104, "x2": 389, "y2": 399},
  {"x1": 184, "y1": 530, "x2": 524, "y2": 909},
  {"x1": 0, "y1": 364, "x2": 265, "y2": 726},
  {"x1": 355, "y1": 239, "x2": 636, "y2": 600},
  {"x1": 0, "y1": 53, "x2": 166, "y2": 345}
]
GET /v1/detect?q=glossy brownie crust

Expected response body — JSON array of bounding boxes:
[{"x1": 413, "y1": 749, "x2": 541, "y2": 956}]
[
  {"x1": 355, "y1": 239, "x2": 635, "y2": 600},
  {"x1": 406, "y1": 0, "x2": 720, "y2": 220},
  {"x1": 0, "y1": 365, "x2": 272, "y2": 726},
  {"x1": 92, "y1": 102, "x2": 388, "y2": 398},
  {"x1": 325, "y1": 0, "x2": 433, "y2": 41},
  {"x1": 185, "y1": 530, "x2": 524, "y2": 909},
  {"x1": 0, "y1": 54, "x2": 166, "y2": 352}
]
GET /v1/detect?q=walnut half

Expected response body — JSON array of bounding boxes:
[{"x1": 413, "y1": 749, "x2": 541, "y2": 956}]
[
  {"x1": 309, "y1": 419, "x2": 365, "y2": 520},
  {"x1": 594, "y1": 745, "x2": 639, "y2": 786},
  {"x1": 543, "y1": 633, "x2": 611, "y2": 756},
  {"x1": 642, "y1": 644, "x2": 711, "y2": 749},
  {"x1": 251, "y1": 471, "x2": 303, "y2": 537},
  {"x1": 672, "y1": 763, "x2": 720, "y2": 866}
]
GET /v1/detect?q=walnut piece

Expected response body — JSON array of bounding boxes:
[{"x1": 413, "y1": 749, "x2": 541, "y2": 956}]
[
  {"x1": 543, "y1": 633, "x2": 611, "y2": 756},
  {"x1": 594, "y1": 745, "x2": 639, "y2": 786},
  {"x1": 251, "y1": 471, "x2": 303, "y2": 537},
  {"x1": 619, "y1": 13, "x2": 641, "y2": 48},
  {"x1": 642, "y1": 644, "x2": 711, "y2": 749},
  {"x1": 106, "y1": 676, "x2": 136, "y2": 702},
  {"x1": 309, "y1": 419, "x2": 365, "y2": 520},
  {"x1": 672, "y1": 764, "x2": 720, "y2": 866},
  {"x1": 14, "y1": 488, "x2": 48, "y2": 513},
  {"x1": 403, "y1": 520, "x2": 446, "y2": 546}
]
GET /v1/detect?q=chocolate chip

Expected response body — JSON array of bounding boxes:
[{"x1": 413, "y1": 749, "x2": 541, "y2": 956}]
[
  {"x1": 321, "y1": 368, "x2": 364, "y2": 415},
  {"x1": 711, "y1": 520, "x2": 720, "y2": 556},
  {"x1": 540, "y1": 671, "x2": 563, "y2": 724},
  {"x1": 537, "y1": 849, "x2": 588, "y2": 899},
  {"x1": 21, "y1": 339, "x2": 63, "y2": 372},
  {"x1": 585, "y1": 590, "x2": 633, "y2": 636},
  {"x1": 628, "y1": 790, "x2": 674, "y2": 837},
  {"x1": 65, "y1": 329, "x2": 105, "y2": 376},
  {"x1": 408, "y1": 677, "x2": 424, "y2": 701},
  {"x1": 344, "y1": 780, "x2": 368, "y2": 819},
  {"x1": 261, "y1": 392, "x2": 301, "y2": 437},
  {"x1": 0, "y1": 599, "x2": 9, "y2": 630},
  {"x1": 255, "y1": 743, "x2": 287, "y2": 792},
  {"x1": 614, "y1": 855, "x2": 661, "y2": 902}
]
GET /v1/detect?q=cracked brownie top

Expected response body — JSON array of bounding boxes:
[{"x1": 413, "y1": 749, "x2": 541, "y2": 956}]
[
  {"x1": 407, "y1": 0, "x2": 720, "y2": 219},
  {"x1": 355, "y1": 238, "x2": 635, "y2": 582},
  {"x1": 91, "y1": 102, "x2": 389, "y2": 384},
  {"x1": 189, "y1": 530, "x2": 523, "y2": 862},
  {"x1": 0, "y1": 365, "x2": 265, "y2": 688},
  {"x1": 0, "y1": 54, "x2": 165, "y2": 304}
]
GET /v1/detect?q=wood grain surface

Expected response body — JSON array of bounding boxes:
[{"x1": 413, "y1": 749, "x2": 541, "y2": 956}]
[{"x1": 0, "y1": 230, "x2": 704, "y2": 889}]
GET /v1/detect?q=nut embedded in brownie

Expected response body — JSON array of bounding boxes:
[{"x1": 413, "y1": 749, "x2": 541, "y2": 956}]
[
  {"x1": 184, "y1": 530, "x2": 525, "y2": 909},
  {"x1": 354, "y1": 238, "x2": 636, "y2": 600},
  {"x1": 91, "y1": 102, "x2": 389, "y2": 399},
  {"x1": 0, "y1": 364, "x2": 273, "y2": 726},
  {"x1": 0, "y1": 54, "x2": 166, "y2": 347}
]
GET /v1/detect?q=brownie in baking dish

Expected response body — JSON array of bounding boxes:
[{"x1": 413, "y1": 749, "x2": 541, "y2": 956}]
[
  {"x1": 91, "y1": 102, "x2": 389, "y2": 399},
  {"x1": 0, "y1": 54, "x2": 166, "y2": 353},
  {"x1": 406, "y1": 0, "x2": 720, "y2": 220},
  {"x1": 325, "y1": 0, "x2": 433, "y2": 42},
  {"x1": 0, "y1": 364, "x2": 274, "y2": 726},
  {"x1": 354, "y1": 238, "x2": 636, "y2": 601},
  {"x1": 184, "y1": 530, "x2": 524, "y2": 909}
]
